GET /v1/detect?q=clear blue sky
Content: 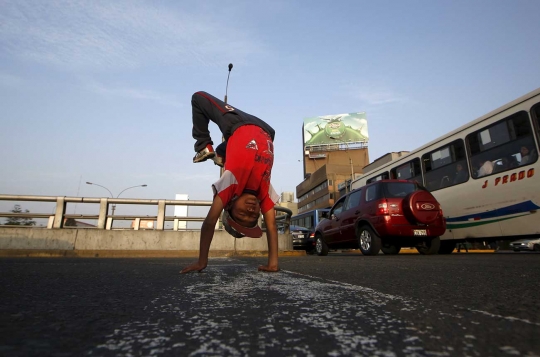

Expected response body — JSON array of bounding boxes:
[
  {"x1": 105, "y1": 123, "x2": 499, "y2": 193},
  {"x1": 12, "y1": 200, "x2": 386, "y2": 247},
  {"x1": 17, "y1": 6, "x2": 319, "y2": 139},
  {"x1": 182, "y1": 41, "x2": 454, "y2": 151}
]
[{"x1": 1, "y1": 0, "x2": 540, "y2": 212}]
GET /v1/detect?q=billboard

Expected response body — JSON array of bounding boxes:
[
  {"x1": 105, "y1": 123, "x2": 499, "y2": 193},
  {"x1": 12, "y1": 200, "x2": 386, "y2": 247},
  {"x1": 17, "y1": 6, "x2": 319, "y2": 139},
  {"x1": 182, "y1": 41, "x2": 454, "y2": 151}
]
[{"x1": 303, "y1": 112, "x2": 368, "y2": 148}]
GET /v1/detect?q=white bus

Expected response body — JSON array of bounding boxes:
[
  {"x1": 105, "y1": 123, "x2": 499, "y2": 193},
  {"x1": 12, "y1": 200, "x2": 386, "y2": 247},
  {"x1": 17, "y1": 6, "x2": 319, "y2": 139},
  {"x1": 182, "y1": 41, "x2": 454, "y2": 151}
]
[{"x1": 351, "y1": 87, "x2": 540, "y2": 253}]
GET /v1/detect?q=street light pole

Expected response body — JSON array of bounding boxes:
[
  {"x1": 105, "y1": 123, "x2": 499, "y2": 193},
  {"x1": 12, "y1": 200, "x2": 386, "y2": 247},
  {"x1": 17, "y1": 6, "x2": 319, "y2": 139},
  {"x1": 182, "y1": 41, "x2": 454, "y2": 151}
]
[
  {"x1": 86, "y1": 182, "x2": 147, "y2": 216},
  {"x1": 85, "y1": 182, "x2": 113, "y2": 199},
  {"x1": 220, "y1": 63, "x2": 233, "y2": 178},
  {"x1": 329, "y1": 137, "x2": 354, "y2": 193},
  {"x1": 113, "y1": 185, "x2": 148, "y2": 216}
]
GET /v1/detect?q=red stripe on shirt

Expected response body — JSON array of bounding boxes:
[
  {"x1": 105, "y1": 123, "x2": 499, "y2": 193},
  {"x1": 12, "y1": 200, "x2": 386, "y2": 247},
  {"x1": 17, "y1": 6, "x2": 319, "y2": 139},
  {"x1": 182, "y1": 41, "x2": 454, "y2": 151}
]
[{"x1": 195, "y1": 91, "x2": 226, "y2": 113}]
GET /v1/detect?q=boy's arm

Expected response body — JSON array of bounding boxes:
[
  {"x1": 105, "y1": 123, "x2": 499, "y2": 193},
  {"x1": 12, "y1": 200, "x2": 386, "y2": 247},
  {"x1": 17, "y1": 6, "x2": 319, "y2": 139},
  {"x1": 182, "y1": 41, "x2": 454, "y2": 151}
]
[
  {"x1": 258, "y1": 208, "x2": 280, "y2": 272},
  {"x1": 180, "y1": 195, "x2": 224, "y2": 274}
]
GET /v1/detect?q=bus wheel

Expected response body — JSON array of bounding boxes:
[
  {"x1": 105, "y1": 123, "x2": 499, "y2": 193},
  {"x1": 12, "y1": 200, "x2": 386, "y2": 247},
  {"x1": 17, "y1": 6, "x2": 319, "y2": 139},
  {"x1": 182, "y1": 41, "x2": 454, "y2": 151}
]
[
  {"x1": 381, "y1": 242, "x2": 401, "y2": 255},
  {"x1": 416, "y1": 237, "x2": 441, "y2": 255},
  {"x1": 438, "y1": 241, "x2": 456, "y2": 254},
  {"x1": 315, "y1": 235, "x2": 329, "y2": 256},
  {"x1": 358, "y1": 226, "x2": 381, "y2": 256}
]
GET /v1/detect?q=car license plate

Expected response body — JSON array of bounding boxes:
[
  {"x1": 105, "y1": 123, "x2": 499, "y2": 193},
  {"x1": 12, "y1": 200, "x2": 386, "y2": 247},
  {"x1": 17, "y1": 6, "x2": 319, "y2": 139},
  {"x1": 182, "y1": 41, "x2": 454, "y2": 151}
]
[
  {"x1": 297, "y1": 234, "x2": 304, "y2": 239},
  {"x1": 414, "y1": 229, "x2": 427, "y2": 236}
]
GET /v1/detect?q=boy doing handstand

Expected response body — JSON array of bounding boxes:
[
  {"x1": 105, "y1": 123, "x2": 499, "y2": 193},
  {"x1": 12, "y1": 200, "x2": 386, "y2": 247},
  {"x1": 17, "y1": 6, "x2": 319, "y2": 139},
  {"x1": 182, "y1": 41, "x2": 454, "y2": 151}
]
[{"x1": 180, "y1": 91, "x2": 280, "y2": 273}]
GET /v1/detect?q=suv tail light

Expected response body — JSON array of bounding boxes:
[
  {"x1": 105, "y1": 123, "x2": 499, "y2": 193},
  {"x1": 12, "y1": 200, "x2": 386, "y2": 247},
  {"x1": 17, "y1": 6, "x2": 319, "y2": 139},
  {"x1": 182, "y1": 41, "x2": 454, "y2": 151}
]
[{"x1": 376, "y1": 199, "x2": 389, "y2": 215}]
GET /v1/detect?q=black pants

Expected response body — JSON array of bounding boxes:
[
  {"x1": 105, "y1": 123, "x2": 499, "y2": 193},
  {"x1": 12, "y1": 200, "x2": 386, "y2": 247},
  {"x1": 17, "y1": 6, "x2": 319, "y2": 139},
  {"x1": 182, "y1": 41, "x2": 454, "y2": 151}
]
[
  {"x1": 191, "y1": 92, "x2": 228, "y2": 153},
  {"x1": 191, "y1": 91, "x2": 274, "y2": 158}
]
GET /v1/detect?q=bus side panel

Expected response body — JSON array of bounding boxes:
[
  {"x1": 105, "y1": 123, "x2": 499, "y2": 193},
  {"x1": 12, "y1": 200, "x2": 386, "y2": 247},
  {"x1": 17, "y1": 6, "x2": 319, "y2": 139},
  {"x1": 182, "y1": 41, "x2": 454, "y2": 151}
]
[{"x1": 434, "y1": 166, "x2": 539, "y2": 240}]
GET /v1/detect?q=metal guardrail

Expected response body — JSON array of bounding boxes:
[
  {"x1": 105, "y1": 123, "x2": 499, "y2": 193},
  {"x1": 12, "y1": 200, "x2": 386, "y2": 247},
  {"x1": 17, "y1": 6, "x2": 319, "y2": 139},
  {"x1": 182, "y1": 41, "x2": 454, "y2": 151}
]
[{"x1": 0, "y1": 194, "x2": 293, "y2": 233}]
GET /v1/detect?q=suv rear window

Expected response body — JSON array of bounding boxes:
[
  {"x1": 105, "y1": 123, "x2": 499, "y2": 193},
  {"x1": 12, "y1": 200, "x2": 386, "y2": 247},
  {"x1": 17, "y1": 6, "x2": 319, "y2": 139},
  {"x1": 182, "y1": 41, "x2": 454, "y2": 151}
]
[{"x1": 382, "y1": 182, "x2": 417, "y2": 198}]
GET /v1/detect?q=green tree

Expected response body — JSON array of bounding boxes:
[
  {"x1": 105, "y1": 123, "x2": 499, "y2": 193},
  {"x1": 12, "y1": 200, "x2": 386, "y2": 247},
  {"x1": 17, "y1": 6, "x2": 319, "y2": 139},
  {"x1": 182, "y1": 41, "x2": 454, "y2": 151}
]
[{"x1": 4, "y1": 204, "x2": 36, "y2": 226}]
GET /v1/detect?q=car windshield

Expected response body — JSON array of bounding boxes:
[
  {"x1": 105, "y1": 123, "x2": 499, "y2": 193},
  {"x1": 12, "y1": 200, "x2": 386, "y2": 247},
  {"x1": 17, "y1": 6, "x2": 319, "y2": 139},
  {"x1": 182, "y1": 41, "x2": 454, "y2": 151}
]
[
  {"x1": 291, "y1": 226, "x2": 309, "y2": 231},
  {"x1": 383, "y1": 182, "x2": 417, "y2": 198}
]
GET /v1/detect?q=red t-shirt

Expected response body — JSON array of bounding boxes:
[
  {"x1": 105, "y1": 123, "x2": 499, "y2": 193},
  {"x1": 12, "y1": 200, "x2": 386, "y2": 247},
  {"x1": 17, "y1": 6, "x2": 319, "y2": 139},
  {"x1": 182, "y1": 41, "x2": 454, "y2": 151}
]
[{"x1": 212, "y1": 125, "x2": 279, "y2": 213}]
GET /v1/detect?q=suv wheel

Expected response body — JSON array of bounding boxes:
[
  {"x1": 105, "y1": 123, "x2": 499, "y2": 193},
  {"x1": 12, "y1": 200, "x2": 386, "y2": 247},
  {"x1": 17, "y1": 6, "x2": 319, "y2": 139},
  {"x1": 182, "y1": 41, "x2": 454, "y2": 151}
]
[
  {"x1": 358, "y1": 226, "x2": 382, "y2": 256},
  {"x1": 438, "y1": 241, "x2": 456, "y2": 254},
  {"x1": 381, "y1": 243, "x2": 401, "y2": 255},
  {"x1": 416, "y1": 236, "x2": 441, "y2": 255},
  {"x1": 315, "y1": 235, "x2": 329, "y2": 256}
]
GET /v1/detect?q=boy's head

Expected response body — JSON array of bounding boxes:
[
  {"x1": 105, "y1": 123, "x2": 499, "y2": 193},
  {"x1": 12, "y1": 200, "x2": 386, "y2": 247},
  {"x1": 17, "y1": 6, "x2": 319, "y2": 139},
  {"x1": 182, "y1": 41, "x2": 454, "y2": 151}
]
[{"x1": 222, "y1": 193, "x2": 262, "y2": 238}]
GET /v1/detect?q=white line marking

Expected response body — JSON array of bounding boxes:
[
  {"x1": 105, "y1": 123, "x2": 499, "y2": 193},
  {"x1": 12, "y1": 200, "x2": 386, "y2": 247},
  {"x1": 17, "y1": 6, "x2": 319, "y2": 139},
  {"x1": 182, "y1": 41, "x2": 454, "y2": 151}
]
[{"x1": 467, "y1": 309, "x2": 540, "y2": 327}]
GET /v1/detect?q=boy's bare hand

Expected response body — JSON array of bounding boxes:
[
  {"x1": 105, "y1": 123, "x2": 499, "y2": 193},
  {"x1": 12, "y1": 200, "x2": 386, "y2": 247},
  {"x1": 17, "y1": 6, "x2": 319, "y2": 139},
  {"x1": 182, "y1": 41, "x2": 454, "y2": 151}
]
[
  {"x1": 180, "y1": 262, "x2": 207, "y2": 274},
  {"x1": 258, "y1": 265, "x2": 280, "y2": 272}
]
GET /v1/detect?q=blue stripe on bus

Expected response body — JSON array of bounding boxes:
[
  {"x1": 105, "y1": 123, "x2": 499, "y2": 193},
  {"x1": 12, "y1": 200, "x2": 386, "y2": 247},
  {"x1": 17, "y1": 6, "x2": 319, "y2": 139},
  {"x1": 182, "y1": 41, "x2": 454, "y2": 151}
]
[{"x1": 446, "y1": 200, "x2": 540, "y2": 223}]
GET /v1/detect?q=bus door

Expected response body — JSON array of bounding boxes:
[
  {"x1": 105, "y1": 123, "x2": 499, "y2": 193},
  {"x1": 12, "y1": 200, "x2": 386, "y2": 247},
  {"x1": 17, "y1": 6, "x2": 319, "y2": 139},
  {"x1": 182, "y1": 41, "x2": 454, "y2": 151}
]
[{"x1": 339, "y1": 189, "x2": 363, "y2": 243}]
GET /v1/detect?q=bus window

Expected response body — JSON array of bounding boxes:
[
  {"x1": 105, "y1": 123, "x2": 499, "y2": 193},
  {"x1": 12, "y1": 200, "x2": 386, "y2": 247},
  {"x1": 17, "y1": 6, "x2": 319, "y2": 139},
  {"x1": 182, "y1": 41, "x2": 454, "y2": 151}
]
[
  {"x1": 317, "y1": 210, "x2": 327, "y2": 223},
  {"x1": 531, "y1": 102, "x2": 540, "y2": 152},
  {"x1": 390, "y1": 158, "x2": 423, "y2": 184},
  {"x1": 467, "y1": 111, "x2": 536, "y2": 179},
  {"x1": 430, "y1": 146, "x2": 452, "y2": 169},
  {"x1": 305, "y1": 216, "x2": 313, "y2": 229},
  {"x1": 366, "y1": 172, "x2": 389, "y2": 184},
  {"x1": 292, "y1": 218, "x2": 304, "y2": 228},
  {"x1": 289, "y1": 208, "x2": 331, "y2": 232},
  {"x1": 422, "y1": 139, "x2": 468, "y2": 191}
]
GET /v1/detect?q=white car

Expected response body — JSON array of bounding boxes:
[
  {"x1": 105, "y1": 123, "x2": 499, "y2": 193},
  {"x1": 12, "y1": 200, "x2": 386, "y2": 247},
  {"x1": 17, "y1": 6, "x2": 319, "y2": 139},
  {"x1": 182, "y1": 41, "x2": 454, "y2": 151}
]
[{"x1": 510, "y1": 238, "x2": 540, "y2": 252}]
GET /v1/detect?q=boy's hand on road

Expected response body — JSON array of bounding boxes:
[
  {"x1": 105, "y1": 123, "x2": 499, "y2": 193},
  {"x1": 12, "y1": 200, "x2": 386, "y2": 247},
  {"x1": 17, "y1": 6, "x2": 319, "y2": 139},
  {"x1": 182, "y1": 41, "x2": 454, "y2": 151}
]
[
  {"x1": 258, "y1": 265, "x2": 280, "y2": 273},
  {"x1": 180, "y1": 262, "x2": 207, "y2": 274}
]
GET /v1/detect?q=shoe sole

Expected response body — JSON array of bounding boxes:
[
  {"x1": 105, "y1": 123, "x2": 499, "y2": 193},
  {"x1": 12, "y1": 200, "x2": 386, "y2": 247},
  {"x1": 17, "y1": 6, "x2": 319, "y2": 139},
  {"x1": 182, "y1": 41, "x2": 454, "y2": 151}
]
[
  {"x1": 212, "y1": 157, "x2": 224, "y2": 167},
  {"x1": 193, "y1": 152, "x2": 215, "y2": 163}
]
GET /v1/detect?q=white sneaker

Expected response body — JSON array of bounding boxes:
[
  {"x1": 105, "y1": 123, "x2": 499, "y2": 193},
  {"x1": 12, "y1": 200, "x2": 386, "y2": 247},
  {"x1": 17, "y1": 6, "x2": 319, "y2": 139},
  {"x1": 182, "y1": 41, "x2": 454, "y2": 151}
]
[{"x1": 193, "y1": 145, "x2": 215, "y2": 163}]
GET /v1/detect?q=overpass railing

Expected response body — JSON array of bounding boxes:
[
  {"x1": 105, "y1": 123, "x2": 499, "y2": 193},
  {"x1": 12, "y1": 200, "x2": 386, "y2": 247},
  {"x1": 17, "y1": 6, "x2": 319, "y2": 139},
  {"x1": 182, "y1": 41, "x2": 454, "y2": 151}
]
[{"x1": 0, "y1": 194, "x2": 292, "y2": 233}]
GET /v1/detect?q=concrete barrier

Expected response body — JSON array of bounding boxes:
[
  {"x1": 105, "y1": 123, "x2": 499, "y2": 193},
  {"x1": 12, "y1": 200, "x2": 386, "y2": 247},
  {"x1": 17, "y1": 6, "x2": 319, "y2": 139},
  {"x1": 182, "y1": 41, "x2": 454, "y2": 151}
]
[
  {"x1": 0, "y1": 228, "x2": 77, "y2": 250},
  {"x1": 0, "y1": 227, "x2": 298, "y2": 257}
]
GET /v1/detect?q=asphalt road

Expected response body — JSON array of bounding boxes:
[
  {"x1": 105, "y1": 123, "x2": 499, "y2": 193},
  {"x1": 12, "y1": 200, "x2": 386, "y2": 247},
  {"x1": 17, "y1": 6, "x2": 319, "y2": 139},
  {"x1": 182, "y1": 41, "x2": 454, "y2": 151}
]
[{"x1": 0, "y1": 252, "x2": 539, "y2": 356}]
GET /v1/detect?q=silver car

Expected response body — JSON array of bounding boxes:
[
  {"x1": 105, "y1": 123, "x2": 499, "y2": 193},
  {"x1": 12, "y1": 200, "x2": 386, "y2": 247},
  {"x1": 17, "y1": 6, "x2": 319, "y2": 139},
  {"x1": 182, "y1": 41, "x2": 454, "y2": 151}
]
[{"x1": 510, "y1": 238, "x2": 540, "y2": 252}]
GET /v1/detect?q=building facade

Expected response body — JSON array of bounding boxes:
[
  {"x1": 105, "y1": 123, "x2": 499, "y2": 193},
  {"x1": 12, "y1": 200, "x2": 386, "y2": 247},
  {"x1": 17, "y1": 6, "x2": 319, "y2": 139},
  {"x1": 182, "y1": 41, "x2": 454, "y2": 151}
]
[
  {"x1": 297, "y1": 111, "x2": 370, "y2": 214},
  {"x1": 296, "y1": 153, "x2": 368, "y2": 213},
  {"x1": 276, "y1": 191, "x2": 298, "y2": 218}
]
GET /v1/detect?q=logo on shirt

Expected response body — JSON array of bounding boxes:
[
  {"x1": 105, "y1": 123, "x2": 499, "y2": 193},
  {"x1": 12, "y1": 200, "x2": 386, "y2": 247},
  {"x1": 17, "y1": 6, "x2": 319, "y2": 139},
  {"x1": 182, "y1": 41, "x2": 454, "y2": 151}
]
[
  {"x1": 255, "y1": 154, "x2": 273, "y2": 165},
  {"x1": 225, "y1": 105, "x2": 235, "y2": 112},
  {"x1": 246, "y1": 140, "x2": 258, "y2": 150}
]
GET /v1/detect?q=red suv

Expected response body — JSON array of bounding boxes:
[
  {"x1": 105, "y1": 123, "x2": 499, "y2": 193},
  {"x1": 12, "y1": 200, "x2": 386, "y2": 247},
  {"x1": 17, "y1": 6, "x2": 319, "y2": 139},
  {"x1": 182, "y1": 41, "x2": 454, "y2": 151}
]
[{"x1": 314, "y1": 180, "x2": 446, "y2": 256}]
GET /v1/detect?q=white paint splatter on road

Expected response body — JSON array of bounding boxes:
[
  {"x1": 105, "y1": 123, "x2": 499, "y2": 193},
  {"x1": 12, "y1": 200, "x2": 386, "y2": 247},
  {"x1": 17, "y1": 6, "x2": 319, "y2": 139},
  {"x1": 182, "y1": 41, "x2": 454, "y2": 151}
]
[{"x1": 88, "y1": 258, "x2": 528, "y2": 356}]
